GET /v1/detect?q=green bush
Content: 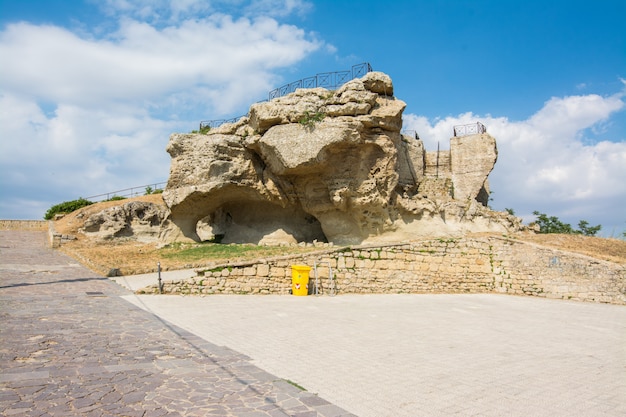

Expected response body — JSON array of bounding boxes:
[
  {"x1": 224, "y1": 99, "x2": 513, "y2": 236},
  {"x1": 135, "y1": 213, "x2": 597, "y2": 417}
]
[
  {"x1": 144, "y1": 186, "x2": 164, "y2": 195},
  {"x1": 106, "y1": 195, "x2": 126, "y2": 201},
  {"x1": 577, "y1": 220, "x2": 602, "y2": 237},
  {"x1": 298, "y1": 110, "x2": 325, "y2": 127},
  {"x1": 44, "y1": 198, "x2": 94, "y2": 220},
  {"x1": 190, "y1": 125, "x2": 211, "y2": 134},
  {"x1": 531, "y1": 211, "x2": 601, "y2": 236}
]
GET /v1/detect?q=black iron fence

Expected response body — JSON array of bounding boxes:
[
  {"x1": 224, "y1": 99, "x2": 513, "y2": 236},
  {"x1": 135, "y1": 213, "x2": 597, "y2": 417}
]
[
  {"x1": 200, "y1": 62, "x2": 373, "y2": 130},
  {"x1": 268, "y1": 62, "x2": 372, "y2": 100},
  {"x1": 200, "y1": 117, "x2": 242, "y2": 130},
  {"x1": 453, "y1": 122, "x2": 486, "y2": 137}
]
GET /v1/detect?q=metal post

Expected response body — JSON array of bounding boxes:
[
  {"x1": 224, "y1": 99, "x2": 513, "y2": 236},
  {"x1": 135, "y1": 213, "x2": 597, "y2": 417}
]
[
  {"x1": 157, "y1": 262, "x2": 162, "y2": 294},
  {"x1": 313, "y1": 260, "x2": 335, "y2": 296},
  {"x1": 436, "y1": 141, "x2": 440, "y2": 178},
  {"x1": 313, "y1": 260, "x2": 320, "y2": 296}
]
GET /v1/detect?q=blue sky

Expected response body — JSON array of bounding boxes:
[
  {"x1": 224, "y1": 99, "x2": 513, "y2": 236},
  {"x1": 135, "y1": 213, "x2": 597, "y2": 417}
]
[{"x1": 1, "y1": 0, "x2": 624, "y2": 236}]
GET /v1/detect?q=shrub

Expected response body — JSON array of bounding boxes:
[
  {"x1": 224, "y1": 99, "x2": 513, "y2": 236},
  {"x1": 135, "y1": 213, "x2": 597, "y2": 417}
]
[
  {"x1": 298, "y1": 110, "x2": 325, "y2": 127},
  {"x1": 106, "y1": 195, "x2": 126, "y2": 201},
  {"x1": 191, "y1": 125, "x2": 211, "y2": 134},
  {"x1": 531, "y1": 211, "x2": 601, "y2": 236},
  {"x1": 44, "y1": 198, "x2": 94, "y2": 220},
  {"x1": 145, "y1": 186, "x2": 164, "y2": 195},
  {"x1": 577, "y1": 220, "x2": 602, "y2": 237}
]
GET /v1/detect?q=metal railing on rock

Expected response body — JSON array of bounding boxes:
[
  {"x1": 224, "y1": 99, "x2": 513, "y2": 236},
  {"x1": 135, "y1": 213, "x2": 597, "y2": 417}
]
[
  {"x1": 268, "y1": 62, "x2": 372, "y2": 100},
  {"x1": 453, "y1": 122, "x2": 487, "y2": 137},
  {"x1": 200, "y1": 63, "x2": 373, "y2": 131},
  {"x1": 200, "y1": 117, "x2": 243, "y2": 130}
]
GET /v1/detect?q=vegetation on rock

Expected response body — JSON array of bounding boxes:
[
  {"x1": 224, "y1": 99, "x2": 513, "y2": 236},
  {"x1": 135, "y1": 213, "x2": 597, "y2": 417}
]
[
  {"x1": 298, "y1": 110, "x2": 326, "y2": 127},
  {"x1": 190, "y1": 125, "x2": 211, "y2": 134}
]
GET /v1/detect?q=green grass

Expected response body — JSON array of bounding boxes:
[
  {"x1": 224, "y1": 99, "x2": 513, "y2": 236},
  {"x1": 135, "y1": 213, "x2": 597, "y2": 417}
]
[
  {"x1": 159, "y1": 242, "x2": 317, "y2": 263},
  {"x1": 284, "y1": 379, "x2": 307, "y2": 391}
]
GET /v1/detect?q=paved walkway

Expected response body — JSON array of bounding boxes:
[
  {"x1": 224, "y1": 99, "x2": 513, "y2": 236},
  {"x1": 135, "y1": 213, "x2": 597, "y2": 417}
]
[
  {"x1": 2, "y1": 231, "x2": 625, "y2": 416},
  {"x1": 125, "y1": 293, "x2": 626, "y2": 417},
  {"x1": 0, "y1": 231, "x2": 354, "y2": 417}
]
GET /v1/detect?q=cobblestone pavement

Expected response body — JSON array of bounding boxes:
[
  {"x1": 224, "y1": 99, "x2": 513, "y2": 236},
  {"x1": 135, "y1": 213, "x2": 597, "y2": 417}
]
[{"x1": 0, "y1": 231, "x2": 354, "y2": 417}]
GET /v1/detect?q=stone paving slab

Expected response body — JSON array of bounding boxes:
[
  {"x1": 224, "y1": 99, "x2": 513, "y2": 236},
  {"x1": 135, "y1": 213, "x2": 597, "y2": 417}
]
[
  {"x1": 0, "y1": 231, "x2": 354, "y2": 417},
  {"x1": 124, "y1": 285, "x2": 626, "y2": 416}
]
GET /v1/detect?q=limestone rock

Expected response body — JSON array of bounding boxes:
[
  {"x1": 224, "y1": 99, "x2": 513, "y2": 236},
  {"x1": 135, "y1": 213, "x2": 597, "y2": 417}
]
[
  {"x1": 82, "y1": 201, "x2": 169, "y2": 242},
  {"x1": 450, "y1": 134, "x2": 498, "y2": 204},
  {"x1": 362, "y1": 71, "x2": 393, "y2": 96},
  {"x1": 160, "y1": 70, "x2": 523, "y2": 245}
]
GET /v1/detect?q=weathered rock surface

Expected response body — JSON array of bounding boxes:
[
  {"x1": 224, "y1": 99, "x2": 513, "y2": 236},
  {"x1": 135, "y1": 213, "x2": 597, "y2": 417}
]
[
  {"x1": 82, "y1": 201, "x2": 169, "y2": 242},
  {"x1": 160, "y1": 71, "x2": 523, "y2": 245},
  {"x1": 450, "y1": 134, "x2": 497, "y2": 205}
]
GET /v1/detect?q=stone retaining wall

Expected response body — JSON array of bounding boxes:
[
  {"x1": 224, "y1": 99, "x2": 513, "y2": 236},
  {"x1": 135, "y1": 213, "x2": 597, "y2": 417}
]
[
  {"x1": 0, "y1": 220, "x2": 76, "y2": 248},
  {"x1": 142, "y1": 237, "x2": 625, "y2": 305},
  {"x1": 45, "y1": 221, "x2": 77, "y2": 248},
  {"x1": 0, "y1": 220, "x2": 47, "y2": 231}
]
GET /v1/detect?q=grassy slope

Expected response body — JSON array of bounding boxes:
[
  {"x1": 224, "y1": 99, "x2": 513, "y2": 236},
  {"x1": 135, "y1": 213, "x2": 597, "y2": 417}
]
[{"x1": 54, "y1": 196, "x2": 626, "y2": 275}]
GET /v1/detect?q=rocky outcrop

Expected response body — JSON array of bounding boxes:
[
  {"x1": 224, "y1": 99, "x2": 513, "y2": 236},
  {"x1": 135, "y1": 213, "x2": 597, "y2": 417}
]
[
  {"x1": 450, "y1": 134, "x2": 497, "y2": 205},
  {"x1": 82, "y1": 201, "x2": 169, "y2": 243},
  {"x1": 160, "y1": 71, "x2": 523, "y2": 245}
]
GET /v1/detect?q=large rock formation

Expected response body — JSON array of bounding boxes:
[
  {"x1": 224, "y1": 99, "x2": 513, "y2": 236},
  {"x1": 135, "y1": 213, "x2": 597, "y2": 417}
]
[{"x1": 160, "y1": 71, "x2": 522, "y2": 245}]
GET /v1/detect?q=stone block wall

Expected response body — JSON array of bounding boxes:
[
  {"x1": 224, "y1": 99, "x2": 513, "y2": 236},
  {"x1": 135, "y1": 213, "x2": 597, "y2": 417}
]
[
  {"x1": 0, "y1": 220, "x2": 47, "y2": 231},
  {"x1": 142, "y1": 237, "x2": 625, "y2": 305},
  {"x1": 490, "y1": 238, "x2": 625, "y2": 303},
  {"x1": 46, "y1": 221, "x2": 76, "y2": 248},
  {"x1": 417, "y1": 177, "x2": 453, "y2": 201},
  {"x1": 424, "y1": 151, "x2": 451, "y2": 178}
]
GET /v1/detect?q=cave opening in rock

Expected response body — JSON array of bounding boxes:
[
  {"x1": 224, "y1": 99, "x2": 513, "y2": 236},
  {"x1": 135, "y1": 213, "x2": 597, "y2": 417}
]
[{"x1": 195, "y1": 201, "x2": 327, "y2": 245}]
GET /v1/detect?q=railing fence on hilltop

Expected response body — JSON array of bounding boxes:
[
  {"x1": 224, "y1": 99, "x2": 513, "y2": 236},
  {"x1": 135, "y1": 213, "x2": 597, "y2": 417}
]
[
  {"x1": 453, "y1": 122, "x2": 487, "y2": 137},
  {"x1": 85, "y1": 182, "x2": 167, "y2": 202},
  {"x1": 200, "y1": 63, "x2": 373, "y2": 131}
]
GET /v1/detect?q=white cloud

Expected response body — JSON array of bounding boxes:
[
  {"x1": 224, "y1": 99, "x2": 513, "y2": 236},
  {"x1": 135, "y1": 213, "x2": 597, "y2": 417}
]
[
  {"x1": 97, "y1": 0, "x2": 213, "y2": 22},
  {"x1": 403, "y1": 92, "x2": 626, "y2": 236},
  {"x1": 243, "y1": 0, "x2": 314, "y2": 18},
  {"x1": 0, "y1": 5, "x2": 322, "y2": 219},
  {"x1": 0, "y1": 16, "x2": 321, "y2": 113},
  {"x1": 95, "y1": 0, "x2": 313, "y2": 22}
]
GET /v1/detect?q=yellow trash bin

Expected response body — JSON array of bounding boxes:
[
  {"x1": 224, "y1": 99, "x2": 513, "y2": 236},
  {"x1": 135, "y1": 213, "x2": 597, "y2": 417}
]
[{"x1": 291, "y1": 265, "x2": 311, "y2": 296}]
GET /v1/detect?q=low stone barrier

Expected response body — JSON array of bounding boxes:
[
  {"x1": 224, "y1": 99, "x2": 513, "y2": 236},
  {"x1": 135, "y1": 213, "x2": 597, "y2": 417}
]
[
  {"x1": 0, "y1": 220, "x2": 47, "y2": 231},
  {"x1": 45, "y1": 221, "x2": 77, "y2": 248},
  {"x1": 140, "y1": 237, "x2": 625, "y2": 305}
]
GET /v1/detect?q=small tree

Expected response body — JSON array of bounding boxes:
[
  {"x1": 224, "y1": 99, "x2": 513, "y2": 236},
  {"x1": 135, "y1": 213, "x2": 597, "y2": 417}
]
[
  {"x1": 532, "y1": 211, "x2": 601, "y2": 236},
  {"x1": 577, "y1": 220, "x2": 601, "y2": 237},
  {"x1": 532, "y1": 211, "x2": 574, "y2": 234}
]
